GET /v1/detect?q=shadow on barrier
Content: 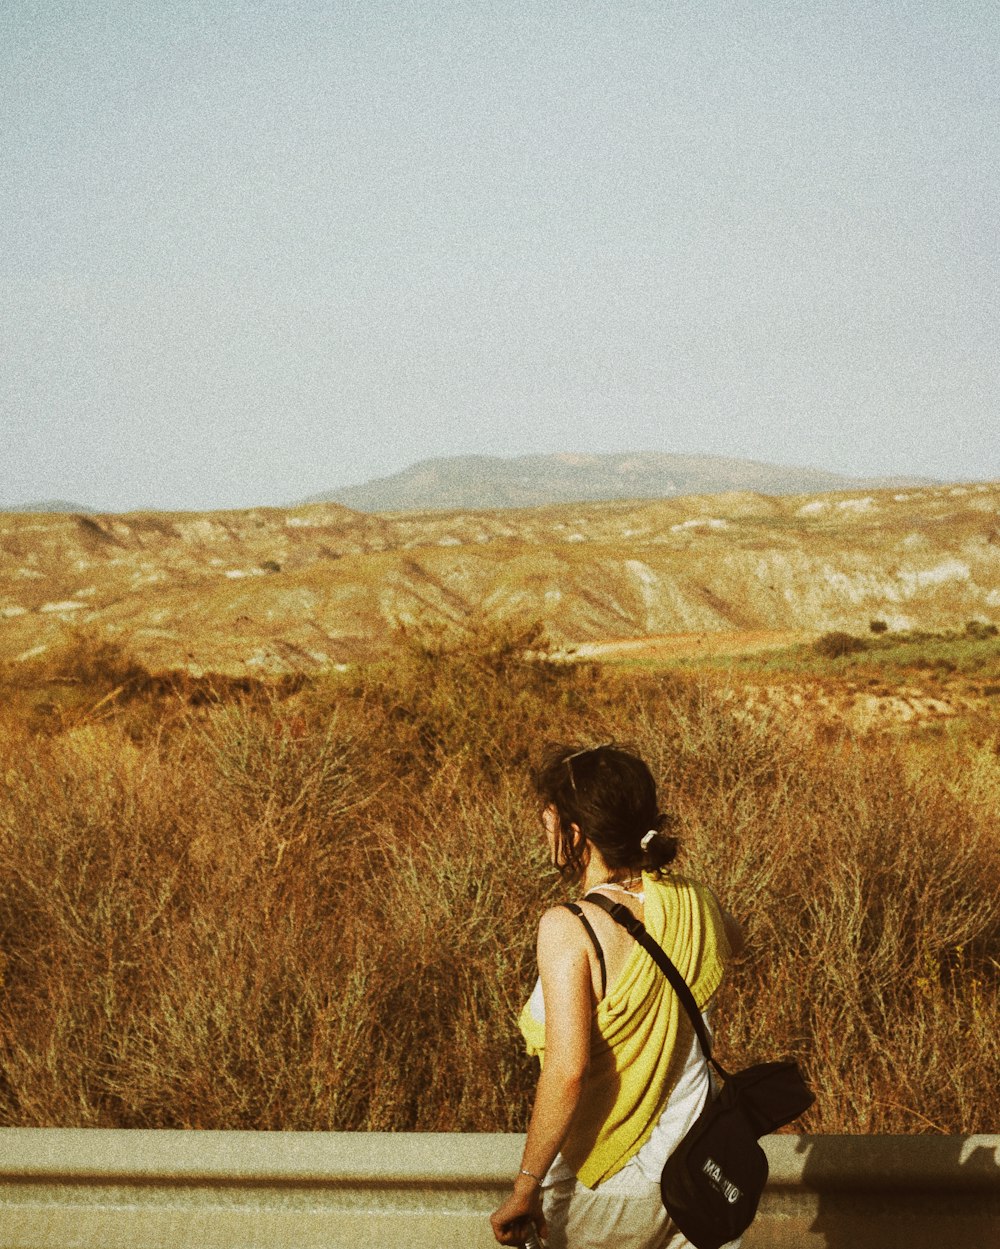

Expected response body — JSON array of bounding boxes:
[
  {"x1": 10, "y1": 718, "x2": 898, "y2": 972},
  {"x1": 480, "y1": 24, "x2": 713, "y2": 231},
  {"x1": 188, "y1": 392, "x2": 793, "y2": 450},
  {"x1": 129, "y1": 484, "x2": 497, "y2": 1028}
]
[{"x1": 786, "y1": 1134, "x2": 1000, "y2": 1249}]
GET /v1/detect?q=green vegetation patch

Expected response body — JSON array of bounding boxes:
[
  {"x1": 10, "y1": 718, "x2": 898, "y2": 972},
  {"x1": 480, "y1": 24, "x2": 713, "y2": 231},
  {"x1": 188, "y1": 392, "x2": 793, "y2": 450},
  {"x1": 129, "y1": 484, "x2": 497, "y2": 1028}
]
[{"x1": 670, "y1": 623, "x2": 1000, "y2": 682}]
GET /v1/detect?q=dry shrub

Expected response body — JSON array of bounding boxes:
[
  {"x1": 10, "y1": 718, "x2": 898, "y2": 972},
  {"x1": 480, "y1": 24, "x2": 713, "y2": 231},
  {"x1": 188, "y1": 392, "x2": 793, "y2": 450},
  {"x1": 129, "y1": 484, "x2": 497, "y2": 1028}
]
[
  {"x1": 1, "y1": 624, "x2": 998, "y2": 1134},
  {"x1": 813, "y1": 630, "x2": 868, "y2": 658},
  {"x1": 622, "y1": 687, "x2": 1000, "y2": 1133}
]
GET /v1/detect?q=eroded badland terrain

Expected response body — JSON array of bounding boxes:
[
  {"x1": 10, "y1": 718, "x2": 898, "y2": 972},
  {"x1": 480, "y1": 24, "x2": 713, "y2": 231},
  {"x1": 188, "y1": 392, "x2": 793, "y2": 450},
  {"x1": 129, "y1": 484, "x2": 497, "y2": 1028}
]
[{"x1": 2, "y1": 481, "x2": 998, "y2": 677}]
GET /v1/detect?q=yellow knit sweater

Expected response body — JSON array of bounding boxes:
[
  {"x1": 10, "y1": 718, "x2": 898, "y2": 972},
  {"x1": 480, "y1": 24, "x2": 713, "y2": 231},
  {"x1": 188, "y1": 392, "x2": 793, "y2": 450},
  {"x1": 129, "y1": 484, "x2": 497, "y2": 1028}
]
[{"x1": 518, "y1": 872, "x2": 731, "y2": 1189}]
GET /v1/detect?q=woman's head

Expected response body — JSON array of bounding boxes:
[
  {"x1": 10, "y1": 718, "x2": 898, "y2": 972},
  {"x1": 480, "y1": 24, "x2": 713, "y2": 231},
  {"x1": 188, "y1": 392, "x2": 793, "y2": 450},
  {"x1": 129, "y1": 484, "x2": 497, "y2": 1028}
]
[{"x1": 533, "y1": 742, "x2": 678, "y2": 881}]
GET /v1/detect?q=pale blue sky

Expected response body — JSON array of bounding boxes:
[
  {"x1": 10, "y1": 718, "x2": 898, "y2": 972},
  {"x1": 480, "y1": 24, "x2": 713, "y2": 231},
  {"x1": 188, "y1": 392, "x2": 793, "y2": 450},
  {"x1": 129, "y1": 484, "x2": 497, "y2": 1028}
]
[{"x1": 2, "y1": 1, "x2": 997, "y2": 511}]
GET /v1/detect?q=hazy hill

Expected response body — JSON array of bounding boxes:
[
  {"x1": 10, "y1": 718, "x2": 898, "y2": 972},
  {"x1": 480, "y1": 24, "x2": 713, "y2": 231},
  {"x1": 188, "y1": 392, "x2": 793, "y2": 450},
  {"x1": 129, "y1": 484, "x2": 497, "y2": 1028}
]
[
  {"x1": 0, "y1": 500, "x2": 93, "y2": 514},
  {"x1": 1, "y1": 482, "x2": 996, "y2": 674},
  {"x1": 303, "y1": 452, "x2": 937, "y2": 512}
]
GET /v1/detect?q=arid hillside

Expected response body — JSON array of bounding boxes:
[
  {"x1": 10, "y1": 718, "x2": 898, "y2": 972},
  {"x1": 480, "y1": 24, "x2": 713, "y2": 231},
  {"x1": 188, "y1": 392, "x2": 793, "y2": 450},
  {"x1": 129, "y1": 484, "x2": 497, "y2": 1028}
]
[{"x1": 1, "y1": 481, "x2": 997, "y2": 673}]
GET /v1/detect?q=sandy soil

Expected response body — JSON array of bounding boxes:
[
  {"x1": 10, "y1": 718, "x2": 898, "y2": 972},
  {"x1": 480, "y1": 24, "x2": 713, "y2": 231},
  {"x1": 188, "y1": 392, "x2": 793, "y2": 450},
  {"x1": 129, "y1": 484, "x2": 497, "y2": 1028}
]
[{"x1": 569, "y1": 629, "x2": 815, "y2": 661}]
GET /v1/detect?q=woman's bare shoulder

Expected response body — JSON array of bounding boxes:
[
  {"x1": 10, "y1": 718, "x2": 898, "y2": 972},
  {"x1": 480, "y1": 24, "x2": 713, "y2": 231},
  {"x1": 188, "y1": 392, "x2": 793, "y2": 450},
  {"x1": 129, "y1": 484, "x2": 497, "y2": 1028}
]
[
  {"x1": 537, "y1": 903, "x2": 589, "y2": 943},
  {"x1": 536, "y1": 905, "x2": 593, "y2": 984}
]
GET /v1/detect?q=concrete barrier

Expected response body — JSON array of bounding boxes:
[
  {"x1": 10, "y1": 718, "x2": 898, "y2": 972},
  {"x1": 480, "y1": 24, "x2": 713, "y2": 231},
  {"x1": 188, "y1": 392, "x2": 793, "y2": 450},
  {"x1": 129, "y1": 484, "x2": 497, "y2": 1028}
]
[{"x1": 0, "y1": 1130, "x2": 997, "y2": 1248}]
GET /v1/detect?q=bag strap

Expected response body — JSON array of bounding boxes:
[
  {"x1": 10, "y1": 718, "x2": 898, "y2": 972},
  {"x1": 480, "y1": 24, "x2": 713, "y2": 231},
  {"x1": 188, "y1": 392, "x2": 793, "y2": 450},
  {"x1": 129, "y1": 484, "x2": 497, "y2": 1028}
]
[
  {"x1": 561, "y1": 902, "x2": 607, "y2": 999},
  {"x1": 583, "y1": 892, "x2": 729, "y2": 1079}
]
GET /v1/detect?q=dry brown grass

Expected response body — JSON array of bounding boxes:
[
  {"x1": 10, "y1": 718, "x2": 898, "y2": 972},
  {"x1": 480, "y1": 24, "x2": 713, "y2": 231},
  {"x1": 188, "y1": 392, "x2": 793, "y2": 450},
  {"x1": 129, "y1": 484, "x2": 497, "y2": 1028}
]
[{"x1": 1, "y1": 623, "x2": 998, "y2": 1134}]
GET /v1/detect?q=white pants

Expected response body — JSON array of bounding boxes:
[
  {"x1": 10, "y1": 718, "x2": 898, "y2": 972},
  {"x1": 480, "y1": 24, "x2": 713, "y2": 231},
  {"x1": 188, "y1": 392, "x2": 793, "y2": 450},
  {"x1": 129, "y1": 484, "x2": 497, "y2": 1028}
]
[{"x1": 542, "y1": 1158, "x2": 741, "y2": 1249}]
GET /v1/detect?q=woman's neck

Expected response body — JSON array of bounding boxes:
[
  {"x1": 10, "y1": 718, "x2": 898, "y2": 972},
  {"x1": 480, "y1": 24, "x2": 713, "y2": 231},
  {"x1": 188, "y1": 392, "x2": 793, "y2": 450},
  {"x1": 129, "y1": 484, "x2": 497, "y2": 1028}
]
[{"x1": 580, "y1": 856, "x2": 642, "y2": 894}]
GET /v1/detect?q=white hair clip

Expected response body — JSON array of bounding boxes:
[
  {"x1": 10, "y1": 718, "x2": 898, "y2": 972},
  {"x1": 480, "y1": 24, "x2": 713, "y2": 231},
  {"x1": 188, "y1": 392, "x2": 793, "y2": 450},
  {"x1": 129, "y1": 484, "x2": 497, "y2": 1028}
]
[{"x1": 640, "y1": 829, "x2": 658, "y2": 851}]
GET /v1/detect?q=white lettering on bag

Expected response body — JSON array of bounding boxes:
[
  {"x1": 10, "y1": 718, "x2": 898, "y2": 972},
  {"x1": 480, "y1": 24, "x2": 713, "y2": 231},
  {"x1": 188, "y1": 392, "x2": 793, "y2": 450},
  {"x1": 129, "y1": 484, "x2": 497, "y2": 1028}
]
[{"x1": 702, "y1": 1157, "x2": 742, "y2": 1204}]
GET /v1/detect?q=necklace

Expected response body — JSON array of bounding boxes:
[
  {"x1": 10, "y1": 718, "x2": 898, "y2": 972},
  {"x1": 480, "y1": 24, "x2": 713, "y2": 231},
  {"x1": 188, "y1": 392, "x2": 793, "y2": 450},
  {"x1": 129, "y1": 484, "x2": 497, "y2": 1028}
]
[{"x1": 587, "y1": 876, "x2": 644, "y2": 898}]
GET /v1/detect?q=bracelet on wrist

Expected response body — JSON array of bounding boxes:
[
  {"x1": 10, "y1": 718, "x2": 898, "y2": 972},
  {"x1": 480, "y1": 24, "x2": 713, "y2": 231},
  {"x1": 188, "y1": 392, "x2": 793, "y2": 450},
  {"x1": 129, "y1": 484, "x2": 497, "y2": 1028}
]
[{"x1": 518, "y1": 1167, "x2": 543, "y2": 1185}]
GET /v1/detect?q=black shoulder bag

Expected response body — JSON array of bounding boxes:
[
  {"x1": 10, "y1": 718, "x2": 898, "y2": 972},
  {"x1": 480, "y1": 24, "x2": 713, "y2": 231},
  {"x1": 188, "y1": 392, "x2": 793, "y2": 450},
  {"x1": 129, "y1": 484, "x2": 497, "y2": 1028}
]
[{"x1": 584, "y1": 894, "x2": 815, "y2": 1249}]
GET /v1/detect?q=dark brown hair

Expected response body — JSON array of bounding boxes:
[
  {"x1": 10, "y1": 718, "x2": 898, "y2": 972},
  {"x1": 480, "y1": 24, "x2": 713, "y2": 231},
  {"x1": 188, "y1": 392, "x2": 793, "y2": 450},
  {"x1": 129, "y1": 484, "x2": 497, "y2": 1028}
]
[{"x1": 533, "y1": 742, "x2": 678, "y2": 881}]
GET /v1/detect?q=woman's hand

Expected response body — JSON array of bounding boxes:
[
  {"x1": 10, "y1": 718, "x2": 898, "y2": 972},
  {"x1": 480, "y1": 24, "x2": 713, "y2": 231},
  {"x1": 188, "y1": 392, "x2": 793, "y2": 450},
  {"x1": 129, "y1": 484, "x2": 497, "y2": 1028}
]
[{"x1": 489, "y1": 1175, "x2": 547, "y2": 1245}]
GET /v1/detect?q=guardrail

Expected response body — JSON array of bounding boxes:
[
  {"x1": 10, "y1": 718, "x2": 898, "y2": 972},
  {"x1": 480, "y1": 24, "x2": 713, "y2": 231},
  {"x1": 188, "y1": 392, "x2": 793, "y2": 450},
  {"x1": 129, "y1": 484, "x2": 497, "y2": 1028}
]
[{"x1": 0, "y1": 1130, "x2": 997, "y2": 1248}]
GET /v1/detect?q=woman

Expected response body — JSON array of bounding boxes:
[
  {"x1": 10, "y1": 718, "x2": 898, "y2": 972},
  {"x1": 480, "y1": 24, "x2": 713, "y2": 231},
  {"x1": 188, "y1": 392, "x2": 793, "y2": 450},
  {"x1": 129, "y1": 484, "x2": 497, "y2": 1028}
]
[{"x1": 490, "y1": 743, "x2": 744, "y2": 1249}]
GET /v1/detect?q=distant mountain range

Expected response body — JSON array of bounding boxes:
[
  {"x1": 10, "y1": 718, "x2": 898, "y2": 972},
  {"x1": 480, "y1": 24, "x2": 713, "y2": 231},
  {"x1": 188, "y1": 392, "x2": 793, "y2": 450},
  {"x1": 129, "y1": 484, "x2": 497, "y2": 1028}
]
[
  {"x1": 301, "y1": 452, "x2": 939, "y2": 513},
  {"x1": 4, "y1": 454, "x2": 941, "y2": 516},
  {"x1": 0, "y1": 500, "x2": 93, "y2": 514}
]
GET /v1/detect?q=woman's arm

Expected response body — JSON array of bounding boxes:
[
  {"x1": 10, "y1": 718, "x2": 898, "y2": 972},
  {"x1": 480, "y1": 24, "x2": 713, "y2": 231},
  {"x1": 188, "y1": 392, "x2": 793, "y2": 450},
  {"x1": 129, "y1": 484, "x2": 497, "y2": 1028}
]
[{"x1": 489, "y1": 906, "x2": 594, "y2": 1246}]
